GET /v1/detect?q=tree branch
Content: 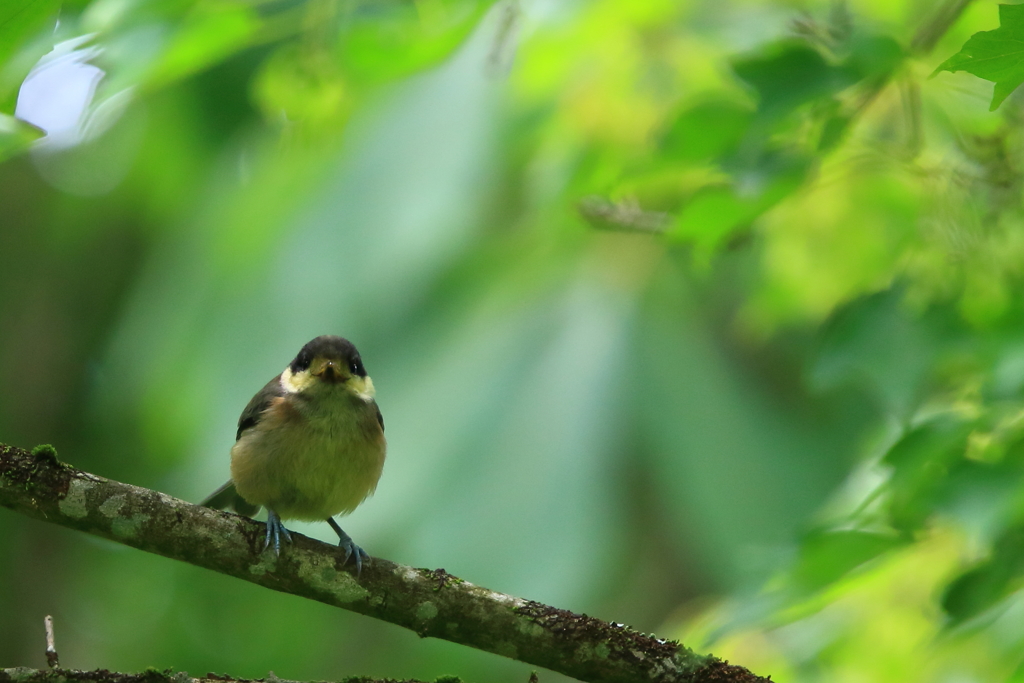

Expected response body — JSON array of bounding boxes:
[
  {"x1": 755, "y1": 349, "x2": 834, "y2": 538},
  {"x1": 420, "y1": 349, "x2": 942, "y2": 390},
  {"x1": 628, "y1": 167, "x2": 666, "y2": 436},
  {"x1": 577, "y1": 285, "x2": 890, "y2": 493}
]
[
  {"x1": 910, "y1": 0, "x2": 975, "y2": 55},
  {"x1": 0, "y1": 668, "x2": 439, "y2": 683},
  {"x1": 0, "y1": 443, "x2": 769, "y2": 683}
]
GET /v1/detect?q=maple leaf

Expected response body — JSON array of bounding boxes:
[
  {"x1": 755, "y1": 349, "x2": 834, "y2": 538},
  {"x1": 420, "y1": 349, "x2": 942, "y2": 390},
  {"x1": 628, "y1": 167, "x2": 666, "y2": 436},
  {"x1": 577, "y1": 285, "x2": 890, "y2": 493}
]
[{"x1": 934, "y1": 4, "x2": 1024, "y2": 111}]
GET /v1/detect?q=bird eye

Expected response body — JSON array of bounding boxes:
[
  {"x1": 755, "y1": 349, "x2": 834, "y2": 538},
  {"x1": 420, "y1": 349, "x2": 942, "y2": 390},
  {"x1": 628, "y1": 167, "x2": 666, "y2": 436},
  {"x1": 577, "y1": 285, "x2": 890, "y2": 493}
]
[
  {"x1": 350, "y1": 358, "x2": 365, "y2": 376},
  {"x1": 291, "y1": 351, "x2": 312, "y2": 373}
]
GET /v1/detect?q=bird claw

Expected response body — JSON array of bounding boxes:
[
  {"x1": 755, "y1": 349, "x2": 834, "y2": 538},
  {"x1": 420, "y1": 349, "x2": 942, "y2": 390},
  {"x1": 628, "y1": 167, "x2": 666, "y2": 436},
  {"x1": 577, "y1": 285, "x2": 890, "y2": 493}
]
[
  {"x1": 341, "y1": 539, "x2": 369, "y2": 576},
  {"x1": 327, "y1": 517, "x2": 369, "y2": 576},
  {"x1": 263, "y1": 509, "x2": 293, "y2": 556}
]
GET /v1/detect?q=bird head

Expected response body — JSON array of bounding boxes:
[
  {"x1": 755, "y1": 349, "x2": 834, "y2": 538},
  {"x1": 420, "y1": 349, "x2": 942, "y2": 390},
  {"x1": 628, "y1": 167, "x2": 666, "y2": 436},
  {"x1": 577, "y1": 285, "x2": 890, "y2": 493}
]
[{"x1": 280, "y1": 335, "x2": 375, "y2": 401}]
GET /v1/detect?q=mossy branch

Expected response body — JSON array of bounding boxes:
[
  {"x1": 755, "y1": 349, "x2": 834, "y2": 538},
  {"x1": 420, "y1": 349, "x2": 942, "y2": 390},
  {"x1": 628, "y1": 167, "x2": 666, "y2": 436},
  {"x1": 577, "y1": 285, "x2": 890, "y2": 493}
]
[
  {"x1": 0, "y1": 668, "x2": 449, "y2": 683},
  {"x1": 0, "y1": 443, "x2": 770, "y2": 683}
]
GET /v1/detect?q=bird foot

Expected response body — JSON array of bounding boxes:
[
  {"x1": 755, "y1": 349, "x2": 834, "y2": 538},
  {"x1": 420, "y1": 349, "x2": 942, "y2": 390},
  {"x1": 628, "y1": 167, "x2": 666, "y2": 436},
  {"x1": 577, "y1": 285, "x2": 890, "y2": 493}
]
[
  {"x1": 327, "y1": 517, "x2": 369, "y2": 576},
  {"x1": 263, "y1": 509, "x2": 293, "y2": 556}
]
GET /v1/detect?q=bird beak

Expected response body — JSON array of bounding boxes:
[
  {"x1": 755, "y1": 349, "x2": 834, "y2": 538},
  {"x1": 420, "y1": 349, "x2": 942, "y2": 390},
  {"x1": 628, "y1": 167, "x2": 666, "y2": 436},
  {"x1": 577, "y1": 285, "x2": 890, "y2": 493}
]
[{"x1": 313, "y1": 359, "x2": 344, "y2": 383}]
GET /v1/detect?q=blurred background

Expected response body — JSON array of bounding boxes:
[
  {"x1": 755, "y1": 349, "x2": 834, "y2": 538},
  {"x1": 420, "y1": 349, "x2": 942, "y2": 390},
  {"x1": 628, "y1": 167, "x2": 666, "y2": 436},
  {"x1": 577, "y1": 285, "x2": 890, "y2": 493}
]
[{"x1": 4, "y1": 0, "x2": 1024, "y2": 681}]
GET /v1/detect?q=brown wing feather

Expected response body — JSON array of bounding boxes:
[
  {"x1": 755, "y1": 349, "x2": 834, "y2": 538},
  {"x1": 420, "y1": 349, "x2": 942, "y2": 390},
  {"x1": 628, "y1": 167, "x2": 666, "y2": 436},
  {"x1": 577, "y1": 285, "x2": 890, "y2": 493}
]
[{"x1": 236, "y1": 374, "x2": 285, "y2": 440}]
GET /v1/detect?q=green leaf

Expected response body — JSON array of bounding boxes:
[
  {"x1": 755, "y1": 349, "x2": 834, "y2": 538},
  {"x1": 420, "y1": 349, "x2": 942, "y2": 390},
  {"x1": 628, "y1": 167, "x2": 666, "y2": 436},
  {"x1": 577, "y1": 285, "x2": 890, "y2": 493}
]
[
  {"x1": 669, "y1": 152, "x2": 807, "y2": 254},
  {"x1": 847, "y1": 33, "x2": 904, "y2": 80},
  {"x1": 934, "y1": 4, "x2": 1024, "y2": 111},
  {"x1": 0, "y1": 0, "x2": 59, "y2": 113},
  {"x1": 669, "y1": 185, "x2": 763, "y2": 253},
  {"x1": 659, "y1": 99, "x2": 753, "y2": 164},
  {"x1": 0, "y1": 111, "x2": 42, "y2": 162},
  {"x1": 146, "y1": 4, "x2": 261, "y2": 87},
  {"x1": 793, "y1": 530, "x2": 906, "y2": 592},
  {"x1": 817, "y1": 113, "x2": 852, "y2": 151},
  {"x1": 937, "y1": 459, "x2": 1024, "y2": 540},
  {"x1": 732, "y1": 41, "x2": 859, "y2": 124},
  {"x1": 339, "y1": 0, "x2": 488, "y2": 85},
  {"x1": 811, "y1": 290, "x2": 937, "y2": 418},
  {"x1": 0, "y1": 0, "x2": 58, "y2": 68},
  {"x1": 942, "y1": 563, "x2": 1013, "y2": 623},
  {"x1": 942, "y1": 526, "x2": 1024, "y2": 623},
  {"x1": 884, "y1": 415, "x2": 975, "y2": 533}
]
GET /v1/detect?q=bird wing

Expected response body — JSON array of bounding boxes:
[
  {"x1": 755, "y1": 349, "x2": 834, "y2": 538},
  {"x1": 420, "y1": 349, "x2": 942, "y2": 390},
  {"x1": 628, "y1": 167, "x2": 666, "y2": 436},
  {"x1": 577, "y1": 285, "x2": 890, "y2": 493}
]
[
  {"x1": 199, "y1": 374, "x2": 284, "y2": 517},
  {"x1": 236, "y1": 374, "x2": 285, "y2": 440}
]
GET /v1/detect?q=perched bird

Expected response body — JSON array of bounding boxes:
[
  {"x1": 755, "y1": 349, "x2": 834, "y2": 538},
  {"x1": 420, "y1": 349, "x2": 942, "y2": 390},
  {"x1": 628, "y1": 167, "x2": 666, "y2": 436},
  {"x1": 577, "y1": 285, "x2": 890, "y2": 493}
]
[{"x1": 202, "y1": 335, "x2": 386, "y2": 573}]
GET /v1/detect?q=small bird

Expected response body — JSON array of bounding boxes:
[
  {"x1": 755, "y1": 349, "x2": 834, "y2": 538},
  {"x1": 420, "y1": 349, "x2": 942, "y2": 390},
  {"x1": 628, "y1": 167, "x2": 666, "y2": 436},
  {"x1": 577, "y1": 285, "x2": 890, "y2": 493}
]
[{"x1": 202, "y1": 335, "x2": 386, "y2": 573}]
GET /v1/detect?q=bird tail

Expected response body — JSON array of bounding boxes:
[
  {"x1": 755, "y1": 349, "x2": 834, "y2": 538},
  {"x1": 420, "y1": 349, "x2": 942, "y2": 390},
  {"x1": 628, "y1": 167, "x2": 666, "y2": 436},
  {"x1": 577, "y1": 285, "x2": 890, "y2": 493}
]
[{"x1": 200, "y1": 481, "x2": 260, "y2": 517}]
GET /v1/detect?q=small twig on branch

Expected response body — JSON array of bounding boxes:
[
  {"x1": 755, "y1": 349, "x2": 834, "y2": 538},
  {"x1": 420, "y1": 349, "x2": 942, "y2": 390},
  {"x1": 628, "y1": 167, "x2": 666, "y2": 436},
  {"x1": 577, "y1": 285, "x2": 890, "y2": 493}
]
[
  {"x1": 578, "y1": 196, "x2": 671, "y2": 233},
  {"x1": 0, "y1": 443, "x2": 770, "y2": 683},
  {"x1": 486, "y1": 0, "x2": 521, "y2": 77},
  {"x1": 43, "y1": 617, "x2": 58, "y2": 669}
]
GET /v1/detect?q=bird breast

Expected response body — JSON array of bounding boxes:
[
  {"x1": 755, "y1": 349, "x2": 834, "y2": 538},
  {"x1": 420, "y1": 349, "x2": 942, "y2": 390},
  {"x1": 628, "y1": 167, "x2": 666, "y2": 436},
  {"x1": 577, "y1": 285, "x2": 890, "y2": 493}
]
[{"x1": 230, "y1": 392, "x2": 386, "y2": 521}]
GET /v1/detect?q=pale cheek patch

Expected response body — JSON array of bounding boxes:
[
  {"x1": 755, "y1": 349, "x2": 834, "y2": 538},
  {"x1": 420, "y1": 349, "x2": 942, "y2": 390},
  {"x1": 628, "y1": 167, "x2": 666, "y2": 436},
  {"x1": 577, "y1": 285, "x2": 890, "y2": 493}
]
[
  {"x1": 281, "y1": 367, "x2": 315, "y2": 393},
  {"x1": 347, "y1": 375, "x2": 376, "y2": 401}
]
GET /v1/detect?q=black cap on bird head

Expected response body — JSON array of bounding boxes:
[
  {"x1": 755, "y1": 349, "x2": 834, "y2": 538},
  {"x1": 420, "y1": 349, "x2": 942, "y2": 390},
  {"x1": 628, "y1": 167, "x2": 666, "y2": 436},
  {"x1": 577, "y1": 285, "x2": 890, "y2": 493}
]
[{"x1": 290, "y1": 335, "x2": 367, "y2": 378}]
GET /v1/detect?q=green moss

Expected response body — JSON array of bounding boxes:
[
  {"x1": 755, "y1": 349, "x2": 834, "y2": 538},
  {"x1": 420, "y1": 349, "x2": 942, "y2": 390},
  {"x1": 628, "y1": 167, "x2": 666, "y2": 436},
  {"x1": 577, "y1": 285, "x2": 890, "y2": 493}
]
[
  {"x1": 0, "y1": 444, "x2": 71, "y2": 497},
  {"x1": 30, "y1": 444, "x2": 59, "y2": 464}
]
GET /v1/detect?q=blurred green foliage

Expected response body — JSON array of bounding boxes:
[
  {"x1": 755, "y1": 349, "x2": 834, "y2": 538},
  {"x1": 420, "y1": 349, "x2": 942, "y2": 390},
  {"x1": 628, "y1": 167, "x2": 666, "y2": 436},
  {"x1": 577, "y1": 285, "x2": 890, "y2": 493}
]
[{"x1": 5, "y1": 0, "x2": 1024, "y2": 682}]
